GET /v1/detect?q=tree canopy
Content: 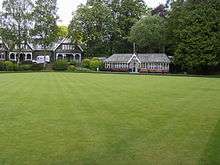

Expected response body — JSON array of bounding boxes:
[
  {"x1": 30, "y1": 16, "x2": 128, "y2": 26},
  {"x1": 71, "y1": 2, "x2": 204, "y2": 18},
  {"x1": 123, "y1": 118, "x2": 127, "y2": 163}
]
[
  {"x1": 130, "y1": 15, "x2": 165, "y2": 53},
  {"x1": 69, "y1": 0, "x2": 147, "y2": 57},
  {"x1": 31, "y1": 0, "x2": 59, "y2": 47},
  {"x1": 166, "y1": 0, "x2": 220, "y2": 73},
  {"x1": 0, "y1": 0, "x2": 219, "y2": 74},
  {"x1": 69, "y1": 0, "x2": 114, "y2": 57},
  {"x1": 0, "y1": 0, "x2": 33, "y2": 53}
]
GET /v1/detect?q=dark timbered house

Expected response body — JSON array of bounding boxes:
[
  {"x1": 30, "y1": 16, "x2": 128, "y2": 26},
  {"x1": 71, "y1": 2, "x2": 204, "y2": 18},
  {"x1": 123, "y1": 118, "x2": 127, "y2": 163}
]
[{"x1": 0, "y1": 38, "x2": 83, "y2": 63}]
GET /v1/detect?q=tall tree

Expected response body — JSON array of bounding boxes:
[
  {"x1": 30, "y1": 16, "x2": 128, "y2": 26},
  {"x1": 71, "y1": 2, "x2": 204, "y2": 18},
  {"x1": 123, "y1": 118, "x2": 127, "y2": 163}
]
[
  {"x1": 69, "y1": 0, "x2": 147, "y2": 57},
  {"x1": 0, "y1": 0, "x2": 33, "y2": 64},
  {"x1": 108, "y1": 0, "x2": 147, "y2": 53},
  {"x1": 152, "y1": 4, "x2": 167, "y2": 17},
  {"x1": 57, "y1": 26, "x2": 68, "y2": 39},
  {"x1": 31, "y1": 0, "x2": 58, "y2": 67},
  {"x1": 69, "y1": 0, "x2": 114, "y2": 57},
  {"x1": 130, "y1": 15, "x2": 165, "y2": 53},
  {"x1": 166, "y1": 0, "x2": 220, "y2": 73}
]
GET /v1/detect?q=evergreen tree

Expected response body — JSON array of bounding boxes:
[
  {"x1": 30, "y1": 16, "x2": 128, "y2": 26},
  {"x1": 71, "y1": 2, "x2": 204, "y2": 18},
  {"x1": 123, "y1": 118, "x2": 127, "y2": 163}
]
[{"x1": 166, "y1": 0, "x2": 220, "y2": 73}]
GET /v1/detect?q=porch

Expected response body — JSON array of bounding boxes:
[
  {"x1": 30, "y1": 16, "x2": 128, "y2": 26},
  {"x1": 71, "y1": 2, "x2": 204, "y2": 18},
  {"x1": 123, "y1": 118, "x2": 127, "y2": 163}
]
[
  {"x1": 9, "y1": 52, "x2": 33, "y2": 62},
  {"x1": 56, "y1": 53, "x2": 82, "y2": 62}
]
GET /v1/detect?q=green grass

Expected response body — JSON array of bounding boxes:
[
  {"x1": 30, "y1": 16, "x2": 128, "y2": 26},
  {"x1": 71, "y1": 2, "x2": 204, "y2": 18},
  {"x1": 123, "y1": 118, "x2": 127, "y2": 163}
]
[{"x1": 0, "y1": 72, "x2": 220, "y2": 165}]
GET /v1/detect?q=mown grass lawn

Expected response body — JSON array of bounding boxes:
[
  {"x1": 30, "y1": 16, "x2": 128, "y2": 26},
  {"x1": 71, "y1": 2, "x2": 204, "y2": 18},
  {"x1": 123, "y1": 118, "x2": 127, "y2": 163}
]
[{"x1": 0, "y1": 72, "x2": 220, "y2": 164}]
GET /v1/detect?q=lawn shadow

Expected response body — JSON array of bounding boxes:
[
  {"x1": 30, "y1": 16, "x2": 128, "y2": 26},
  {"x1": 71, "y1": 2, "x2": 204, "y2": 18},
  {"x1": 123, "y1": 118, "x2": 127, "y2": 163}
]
[{"x1": 201, "y1": 119, "x2": 220, "y2": 164}]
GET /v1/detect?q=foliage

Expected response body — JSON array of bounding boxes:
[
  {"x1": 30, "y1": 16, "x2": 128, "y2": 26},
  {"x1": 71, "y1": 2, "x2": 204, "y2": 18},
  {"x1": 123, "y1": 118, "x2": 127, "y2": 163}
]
[
  {"x1": 0, "y1": 61, "x2": 6, "y2": 71},
  {"x1": 53, "y1": 60, "x2": 68, "y2": 71},
  {"x1": 0, "y1": 61, "x2": 32, "y2": 71},
  {"x1": 0, "y1": 0, "x2": 33, "y2": 64},
  {"x1": 130, "y1": 15, "x2": 165, "y2": 53},
  {"x1": 31, "y1": 0, "x2": 59, "y2": 68},
  {"x1": 4, "y1": 61, "x2": 14, "y2": 71},
  {"x1": 90, "y1": 58, "x2": 103, "y2": 71},
  {"x1": 81, "y1": 58, "x2": 104, "y2": 71},
  {"x1": 67, "y1": 65, "x2": 76, "y2": 72},
  {"x1": 152, "y1": 4, "x2": 167, "y2": 17},
  {"x1": 108, "y1": 0, "x2": 147, "y2": 53},
  {"x1": 21, "y1": 64, "x2": 32, "y2": 71},
  {"x1": 82, "y1": 59, "x2": 91, "y2": 68},
  {"x1": 57, "y1": 26, "x2": 68, "y2": 39},
  {"x1": 68, "y1": 61, "x2": 80, "y2": 67},
  {"x1": 69, "y1": 0, "x2": 147, "y2": 57},
  {"x1": 166, "y1": 0, "x2": 220, "y2": 73},
  {"x1": 31, "y1": 63, "x2": 44, "y2": 71},
  {"x1": 69, "y1": 0, "x2": 114, "y2": 57}
]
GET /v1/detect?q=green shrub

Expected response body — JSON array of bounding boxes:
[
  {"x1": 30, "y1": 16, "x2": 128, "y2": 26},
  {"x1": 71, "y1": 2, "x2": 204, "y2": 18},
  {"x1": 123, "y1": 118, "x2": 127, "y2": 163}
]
[
  {"x1": 20, "y1": 64, "x2": 32, "y2": 71},
  {"x1": 13, "y1": 64, "x2": 22, "y2": 71},
  {"x1": 68, "y1": 61, "x2": 80, "y2": 67},
  {"x1": 4, "y1": 61, "x2": 14, "y2": 71},
  {"x1": 67, "y1": 65, "x2": 76, "y2": 72},
  {"x1": 22, "y1": 61, "x2": 33, "y2": 65},
  {"x1": 53, "y1": 60, "x2": 68, "y2": 71},
  {"x1": 90, "y1": 60, "x2": 104, "y2": 71},
  {"x1": 82, "y1": 59, "x2": 91, "y2": 68},
  {"x1": 91, "y1": 57, "x2": 99, "y2": 61},
  {"x1": 31, "y1": 64, "x2": 44, "y2": 71},
  {"x1": 0, "y1": 61, "x2": 5, "y2": 71}
]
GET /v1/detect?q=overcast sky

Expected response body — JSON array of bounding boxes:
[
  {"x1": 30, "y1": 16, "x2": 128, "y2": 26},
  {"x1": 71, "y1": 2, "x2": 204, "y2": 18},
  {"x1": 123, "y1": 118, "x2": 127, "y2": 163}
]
[{"x1": 0, "y1": 0, "x2": 166, "y2": 26}]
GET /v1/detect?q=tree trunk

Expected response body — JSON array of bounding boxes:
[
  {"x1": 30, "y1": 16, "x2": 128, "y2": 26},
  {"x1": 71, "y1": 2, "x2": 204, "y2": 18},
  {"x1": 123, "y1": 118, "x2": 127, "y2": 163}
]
[{"x1": 43, "y1": 46, "x2": 47, "y2": 69}]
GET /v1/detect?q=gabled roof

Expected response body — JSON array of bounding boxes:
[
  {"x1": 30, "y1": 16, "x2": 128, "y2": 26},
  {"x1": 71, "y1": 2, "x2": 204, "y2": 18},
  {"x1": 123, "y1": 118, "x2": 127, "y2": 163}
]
[
  {"x1": 128, "y1": 54, "x2": 141, "y2": 64},
  {"x1": 0, "y1": 39, "x2": 9, "y2": 50},
  {"x1": 138, "y1": 54, "x2": 171, "y2": 63},
  {"x1": 105, "y1": 54, "x2": 133, "y2": 63},
  {"x1": 0, "y1": 37, "x2": 83, "y2": 52},
  {"x1": 53, "y1": 38, "x2": 84, "y2": 52},
  {"x1": 105, "y1": 53, "x2": 171, "y2": 63},
  {"x1": 29, "y1": 43, "x2": 57, "y2": 51}
]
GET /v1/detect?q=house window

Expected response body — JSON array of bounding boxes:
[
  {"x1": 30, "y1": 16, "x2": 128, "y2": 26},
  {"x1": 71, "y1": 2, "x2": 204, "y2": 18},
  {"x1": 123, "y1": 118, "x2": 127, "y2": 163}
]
[
  {"x1": 62, "y1": 45, "x2": 65, "y2": 50},
  {"x1": 27, "y1": 54, "x2": 32, "y2": 60},
  {"x1": 75, "y1": 54, "x2": 80, "y2": 61},
  {"x1": 62, "y1": 44, "x2": 72, "y2": 50},
  {"x1": 0, "y1": 53, "x2": 5, "y2": 60},
  {"x1": 10, "y1": 53, "x2": 15, "y2": 59},
  {"x1": 57, "y1": 54, "x2": 63, "y2": 60}
]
